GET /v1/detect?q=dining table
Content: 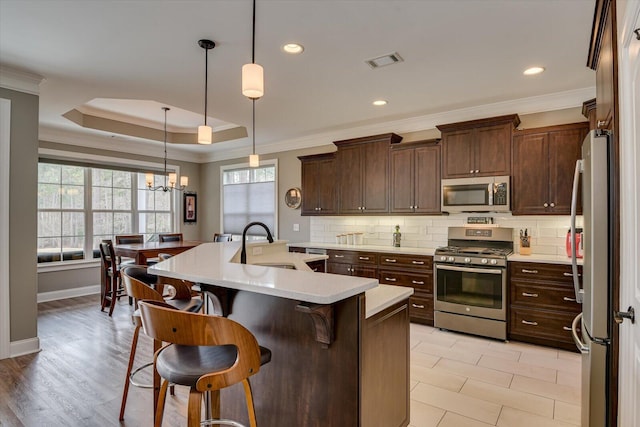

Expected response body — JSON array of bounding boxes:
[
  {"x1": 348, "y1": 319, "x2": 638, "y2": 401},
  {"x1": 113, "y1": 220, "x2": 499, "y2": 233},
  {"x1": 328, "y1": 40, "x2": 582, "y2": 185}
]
[{"x1": 113, "y1": 240, "x2": 203, "y2": 265}]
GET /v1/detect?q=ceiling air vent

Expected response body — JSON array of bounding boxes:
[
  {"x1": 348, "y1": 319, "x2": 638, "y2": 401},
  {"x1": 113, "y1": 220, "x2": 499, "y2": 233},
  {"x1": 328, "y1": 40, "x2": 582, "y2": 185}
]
[{"x1": 365, "y1": 52, "x2": 404, "y2": 69}]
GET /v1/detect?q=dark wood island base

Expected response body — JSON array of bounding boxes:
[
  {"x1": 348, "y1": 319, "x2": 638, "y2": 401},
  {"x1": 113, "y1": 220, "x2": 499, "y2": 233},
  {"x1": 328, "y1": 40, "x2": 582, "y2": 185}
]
[{"x1": 198, "y1": 285, "x2": 410, "y2": 427}]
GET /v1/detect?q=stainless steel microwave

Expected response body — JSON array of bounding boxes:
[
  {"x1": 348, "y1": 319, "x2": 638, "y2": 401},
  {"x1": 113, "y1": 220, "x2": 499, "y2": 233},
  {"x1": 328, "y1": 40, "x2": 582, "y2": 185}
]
[{"x1": 441, "y1": 176, "x2": 510, "y2": 213}]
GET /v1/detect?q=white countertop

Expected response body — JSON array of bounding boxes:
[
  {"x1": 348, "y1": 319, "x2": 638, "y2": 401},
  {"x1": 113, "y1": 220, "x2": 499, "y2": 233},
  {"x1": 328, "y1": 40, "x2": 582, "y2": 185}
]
[
  {"x1": 290, "y1": 242, "x2": 436, "y2": 256},
  {"x1": 148, "y1": 241, "x2": 382, "y2": 306},
  {"x1": 509, "y1": 253, "x2": 583, "y2": 265},
  {"x1": 290, "y1": 242, "x2": 582, "y2": 265},
  {"x1": 365, "y1": 285, "x2": 414, "y2": 318}
]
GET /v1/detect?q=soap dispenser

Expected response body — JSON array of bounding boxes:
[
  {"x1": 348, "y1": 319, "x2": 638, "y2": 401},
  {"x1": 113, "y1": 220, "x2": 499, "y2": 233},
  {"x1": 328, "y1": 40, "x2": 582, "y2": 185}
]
[{"x1": 393, "y1": 225, "x2": 401, "y2": 247}]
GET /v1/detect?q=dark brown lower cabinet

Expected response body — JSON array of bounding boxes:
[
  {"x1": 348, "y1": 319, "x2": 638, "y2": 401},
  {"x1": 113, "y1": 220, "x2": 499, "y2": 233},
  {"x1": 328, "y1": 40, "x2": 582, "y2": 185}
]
[
  {"x1": 326, "y1": 250, "x2": 379, "y2": 278},
  {"x1": 378, "y1": 253, "x2": 434, "y2": 325},
  {"x1": 508, "y1": 261, "x2": 582, "y2": 351}
]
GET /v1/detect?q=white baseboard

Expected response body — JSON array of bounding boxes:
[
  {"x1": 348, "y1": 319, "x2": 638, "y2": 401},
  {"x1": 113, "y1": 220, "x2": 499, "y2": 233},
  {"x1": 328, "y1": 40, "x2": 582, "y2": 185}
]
[
  {"x1": 37, "y1": 284, "x2": 100, "y2": 303},
  {"x1": 10, "y1": 337, "x2": 41, "y2": 358}
]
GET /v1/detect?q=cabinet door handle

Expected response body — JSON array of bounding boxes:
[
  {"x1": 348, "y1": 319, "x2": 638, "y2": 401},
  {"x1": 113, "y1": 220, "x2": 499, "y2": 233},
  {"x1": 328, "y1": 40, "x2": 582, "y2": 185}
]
[
  {"x1": 412, "y1": 260, "x2": 425, "y2": 265},
  {"x1": 522, "y1": 292, "x2": 539, "y2": 298},
  {"x1": 563, "y1": 272, "x2": 581, "y2": 277},
  {"x1": 412, "y1": 303, "x2": 425, "y2": 309},
  {"x1": 475, "y1": 169, "x2": 479, "y2": 173},
  {"x1": 563, "y1": 326, "x2": 572, "y2": 331},
  {"x1": 597, "y1": 120, "x2": 606, "y2": 127},
  {"x1": 384, "y1": 277, "x2": 397, "y2": 282},
  {"x1": 543, "y1": 202, "x2": 549, "y2": 207},
  {"x1": 550, "y1": 202, "x2": 555, "y2": 207},
  {"x1": 318, "y1": 207, "x2": 322, "y2": 211},
  {"x1": 412, "y1": 280, "x2": 425, "y2": 285},
  {"x1": 362, "y1": 207, "x2": 366, "y2": 210},
  {"x1": 521, "y1": 269, "x2": 538, "y2": 274},
  {"x1": 334, "y1": 255, "x2": 345, "y2": 258},
  {"x1": 313, "y1": 268, "x2": 318, "y2": 272},
  {"x1": 521, "y1": 320, "x2": 538, "y2": 326},
  {"x1": 563, "y1": 296, "x2": 577, "y2": 302},
  {"x1": 384, "y1": 258, "x2": 397, "y2": 263},
  {"x1": 469, "y1": 170, "x2": 474, "y2": 174},
  {"x1": 415, "y1": 206, "x2": 418, "y2": 209},
  {"x1": 347, "y1": 267, "x2": 352, "y2": 272},
  {"x1": 359, "y1": 256, "x2": 370, "y2": 260}
]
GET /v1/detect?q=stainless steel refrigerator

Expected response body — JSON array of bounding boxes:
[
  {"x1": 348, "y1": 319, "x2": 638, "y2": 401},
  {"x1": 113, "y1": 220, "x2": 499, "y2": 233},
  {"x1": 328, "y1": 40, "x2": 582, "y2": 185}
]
[{"x1": 570, "y1": 130, "x2": 612, "y2": 427}]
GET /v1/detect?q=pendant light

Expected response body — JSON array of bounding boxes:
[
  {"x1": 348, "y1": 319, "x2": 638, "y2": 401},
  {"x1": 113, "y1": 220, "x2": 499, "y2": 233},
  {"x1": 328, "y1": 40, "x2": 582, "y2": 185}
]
[
  {"x1": 145, "y1": 107, "x2": 188, "y2": 192},
  {"x1": 243, "y1": 0, "x2": 263, "y2": 167},
  {"x1": 198, "y1": 39, "x2": 216, "y2": 144}
]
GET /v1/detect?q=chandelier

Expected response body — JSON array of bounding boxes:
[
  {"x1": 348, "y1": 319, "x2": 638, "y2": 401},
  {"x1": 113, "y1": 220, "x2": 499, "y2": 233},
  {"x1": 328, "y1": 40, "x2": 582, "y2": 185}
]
[{"x1": 145, "y1": 107, "x2": 188, "y2": 192}]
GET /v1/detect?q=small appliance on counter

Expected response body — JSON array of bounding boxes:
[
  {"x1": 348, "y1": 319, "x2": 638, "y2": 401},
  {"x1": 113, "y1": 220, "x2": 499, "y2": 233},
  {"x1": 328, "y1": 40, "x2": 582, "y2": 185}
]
[{"x1": 565, "y1": 228, "x2": 583, "y2": 258}]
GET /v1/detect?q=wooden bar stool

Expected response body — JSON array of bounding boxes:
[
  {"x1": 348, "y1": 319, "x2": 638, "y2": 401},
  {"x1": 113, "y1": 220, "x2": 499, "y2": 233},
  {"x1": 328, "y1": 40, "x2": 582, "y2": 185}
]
[
  {"x1": 119, "y1": 266, "x2": 203, "y2": 421},
  {"x1": 138, "y1": 300, "x2": 271, "y2": 427},
  {"x1": 99, "y1": 239, "x2": 130, "y2": 316}
]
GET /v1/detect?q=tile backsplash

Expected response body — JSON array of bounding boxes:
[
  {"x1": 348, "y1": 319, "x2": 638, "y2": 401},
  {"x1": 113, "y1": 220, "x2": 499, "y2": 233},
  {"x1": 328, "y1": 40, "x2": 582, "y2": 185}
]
[{"x1": 309, "y1": 214, "x2": 583, "y2": 256}]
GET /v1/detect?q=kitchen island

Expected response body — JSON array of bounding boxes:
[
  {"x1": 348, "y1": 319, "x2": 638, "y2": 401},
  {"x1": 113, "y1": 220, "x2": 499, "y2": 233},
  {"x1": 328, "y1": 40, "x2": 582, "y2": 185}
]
[{"x1": 148, "y1": 241, "x2": 412, "y2": 427}]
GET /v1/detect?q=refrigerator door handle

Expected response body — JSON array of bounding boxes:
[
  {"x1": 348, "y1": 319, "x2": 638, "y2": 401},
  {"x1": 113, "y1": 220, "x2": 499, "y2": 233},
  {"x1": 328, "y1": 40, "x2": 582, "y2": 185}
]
[
  {"x1": 570, "y1": 159, "x2": 584, "y2": 303},
  {"x1": 571, "y1": 312, "x2": 589, "y2": 354}
]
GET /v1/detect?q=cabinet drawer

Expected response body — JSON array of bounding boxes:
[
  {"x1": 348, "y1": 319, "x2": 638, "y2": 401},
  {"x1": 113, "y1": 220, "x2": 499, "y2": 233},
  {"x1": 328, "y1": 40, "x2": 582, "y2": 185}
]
[
  {"x1": 509, "y1": 307, "x2": 578, "y2": 344},
  {"x1": 510, "y1": 281, "x2": 580, "y2": 312},
  {"x1": 379, "y1": 269, "x2": 432, "y2": 293},
  {"x1": 327, "y1": 250, "x2": 378, "y2": 265},
  {"x1": 379, "y1": 254, "x2": 433, "y2": 270},
  {"x1": 409, "y1": 295, "x2": 434, "y2": 322},
  {"x1": 510, "y1": 262, "x2": 582, "y2": 284}
]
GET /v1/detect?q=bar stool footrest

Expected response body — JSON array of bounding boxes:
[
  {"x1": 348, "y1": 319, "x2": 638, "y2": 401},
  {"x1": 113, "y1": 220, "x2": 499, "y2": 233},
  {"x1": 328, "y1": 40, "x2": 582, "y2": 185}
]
[{"x1": 129, "y1": 362, "x2": 154, "y2": 389}]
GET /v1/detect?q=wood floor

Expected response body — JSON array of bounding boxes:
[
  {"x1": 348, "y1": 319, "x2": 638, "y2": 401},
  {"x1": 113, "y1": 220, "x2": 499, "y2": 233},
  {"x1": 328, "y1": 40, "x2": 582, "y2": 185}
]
[{"x1": 0, "y1": 295, "x2": 190, "y2": 426}]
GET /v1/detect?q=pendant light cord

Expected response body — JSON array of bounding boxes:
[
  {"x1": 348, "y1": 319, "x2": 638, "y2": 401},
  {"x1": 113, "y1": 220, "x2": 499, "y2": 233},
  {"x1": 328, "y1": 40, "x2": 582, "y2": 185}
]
[
  {"x1": 251, "y1": 0, "x2": 256, "y2": 64},
  {"x1": 252, "y1": 99, "x2": 256, "y2": 155},
  {"x1": 204, "y1": 48, "x2": 208, "y2": 126},
  {"x1": 163, "y1": 107, "x2": 168, "y2": 187}
]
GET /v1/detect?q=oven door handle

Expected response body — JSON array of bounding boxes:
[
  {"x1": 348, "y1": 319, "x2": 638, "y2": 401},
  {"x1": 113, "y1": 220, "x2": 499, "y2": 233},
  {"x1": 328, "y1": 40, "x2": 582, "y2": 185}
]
[{"x1": 435, "y1": 264, "x2": 503, "y2": 275}]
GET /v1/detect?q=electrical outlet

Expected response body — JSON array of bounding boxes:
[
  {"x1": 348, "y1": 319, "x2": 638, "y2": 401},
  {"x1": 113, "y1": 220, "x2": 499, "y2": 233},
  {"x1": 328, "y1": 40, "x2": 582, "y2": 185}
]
[
  {"x1": 252, "y1": 246, "x2": 263, "y2": 255},
  {"x1": 293, "y1": 223, "x2": 300, "y2": 232}
]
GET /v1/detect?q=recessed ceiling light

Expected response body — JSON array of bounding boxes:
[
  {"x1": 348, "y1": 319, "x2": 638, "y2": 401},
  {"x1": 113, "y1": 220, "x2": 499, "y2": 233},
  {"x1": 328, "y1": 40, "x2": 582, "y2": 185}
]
[
  {"x1": 523, "y1": 66, "x2": 545, "y2": 76},
  {"x1": 372, "y1": 100, "x2": 388, "y2": 106},
  {"x1": 283, "y1": 43, "x2": 304, "y2": 54}
]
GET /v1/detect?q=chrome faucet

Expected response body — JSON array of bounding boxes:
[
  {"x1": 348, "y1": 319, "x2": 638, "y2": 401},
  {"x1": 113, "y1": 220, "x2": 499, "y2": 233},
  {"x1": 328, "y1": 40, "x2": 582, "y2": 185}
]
[{"x1": 240, "y1": 222, "x2": 274, "y2": 264}]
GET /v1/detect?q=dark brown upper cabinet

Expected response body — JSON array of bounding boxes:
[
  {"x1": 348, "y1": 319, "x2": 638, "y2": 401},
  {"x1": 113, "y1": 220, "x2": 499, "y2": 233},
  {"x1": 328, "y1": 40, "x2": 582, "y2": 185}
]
[
  {"x1": 437, "y1": 114, "x2": 521, "y2": 179},
  {"x1": 334, "y1": 133, "x2": 402, "y2": 214},
  {"x1": 390, "y1": 140, "x2": 441, "y2": 214},
  {"x1": 511, "y1": 122, "x2": 589, "y2": 215},
  {"x1": 298, "y1": 152, "x2": 337, "y2": 215}
]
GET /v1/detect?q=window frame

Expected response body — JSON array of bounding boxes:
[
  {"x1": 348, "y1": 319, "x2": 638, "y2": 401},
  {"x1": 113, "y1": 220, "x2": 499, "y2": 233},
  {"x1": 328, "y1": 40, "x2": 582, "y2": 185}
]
[
  {"x1": 220, "y1": 159, "x2": 278, "y2": 240},
  {"x1": 37, "y1": 149, "x2": 183, "y2": 271}
]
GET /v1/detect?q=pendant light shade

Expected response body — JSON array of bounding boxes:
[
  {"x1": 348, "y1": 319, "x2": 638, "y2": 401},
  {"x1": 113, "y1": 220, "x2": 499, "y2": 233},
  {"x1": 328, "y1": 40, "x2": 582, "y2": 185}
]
[
  {"x1": 198, "y1": 39, "x2": 216, "y2": 145},
  {"x1": 242, "y1": 63, "x2": 264, "y2": 99},
  {"x1": 249, "y1": 154, "x2": 260, "y2": 167},
  {"x1": 197, "y1": 125, "x2": 211, "y2": 145}
]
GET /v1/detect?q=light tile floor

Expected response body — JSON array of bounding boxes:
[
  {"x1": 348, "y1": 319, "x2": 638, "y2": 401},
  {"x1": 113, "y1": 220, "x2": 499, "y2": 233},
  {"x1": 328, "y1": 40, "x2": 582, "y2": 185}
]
[{"x1": 410, "y1": 323, "x2": 582, "y2": 427}]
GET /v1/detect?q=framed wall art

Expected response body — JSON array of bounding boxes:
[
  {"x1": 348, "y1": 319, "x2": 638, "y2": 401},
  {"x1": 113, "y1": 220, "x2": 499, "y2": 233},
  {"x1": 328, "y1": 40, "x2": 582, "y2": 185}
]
[{"x1": 183, "y1": 192, "x2": 197, "y2": 223}]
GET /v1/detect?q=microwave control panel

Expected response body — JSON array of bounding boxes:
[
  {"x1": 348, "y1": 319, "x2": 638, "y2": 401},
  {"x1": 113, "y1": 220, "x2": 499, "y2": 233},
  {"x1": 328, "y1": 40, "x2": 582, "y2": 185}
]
[{"x1": 494, "y1": 183, "x2": 507, "y2": 206}]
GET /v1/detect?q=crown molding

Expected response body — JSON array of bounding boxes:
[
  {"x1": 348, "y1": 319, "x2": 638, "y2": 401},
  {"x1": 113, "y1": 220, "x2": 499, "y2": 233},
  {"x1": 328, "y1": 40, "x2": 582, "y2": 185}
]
[
  {"x1": 0, "y1": 66, "x2": 44, "y2": 95},
  {"x1": 202, "y1": 86, "x2": 596, "y2": 163}
]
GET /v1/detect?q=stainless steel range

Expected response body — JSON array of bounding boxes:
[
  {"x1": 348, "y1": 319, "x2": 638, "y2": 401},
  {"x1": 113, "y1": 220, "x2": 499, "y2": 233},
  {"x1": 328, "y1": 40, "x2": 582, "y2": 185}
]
[{"x1": 434, "y1": 227, "x2": 513, "y2": 340}]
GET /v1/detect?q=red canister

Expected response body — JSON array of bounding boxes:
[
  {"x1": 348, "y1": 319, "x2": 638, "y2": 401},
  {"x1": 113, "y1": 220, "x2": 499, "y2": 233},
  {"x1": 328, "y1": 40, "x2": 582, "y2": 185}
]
[{"x1": 565, "y1": 228, "x2": 583, "y2": 258}]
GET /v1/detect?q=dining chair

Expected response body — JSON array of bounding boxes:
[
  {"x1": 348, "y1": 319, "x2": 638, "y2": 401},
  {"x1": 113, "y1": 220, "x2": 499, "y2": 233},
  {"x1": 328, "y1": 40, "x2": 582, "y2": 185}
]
[
  {"x1": 213, "y1": 233, "x2": 232, "y2": 242},
  {"x1": 138, "y1": 300, "x2": 271, "y2": 427},
  {"x1": 98, "y1": 239, "x2": 131, "y2": 316},
  {"x1": 115, "y1": 234, "x2": 143, "y2": 265},
  {"x1": 119, "y1": 265, "x2": 203, "y2": 421},
  {"x1": 158, "y1": 233, "x2": 183, "y2": 242}
]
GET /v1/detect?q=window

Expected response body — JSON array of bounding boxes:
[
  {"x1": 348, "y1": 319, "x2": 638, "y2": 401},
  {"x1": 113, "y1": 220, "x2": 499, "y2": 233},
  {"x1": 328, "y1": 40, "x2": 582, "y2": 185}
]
[
  {"x1": 221, "y1": 162, "x2": 277, "y2": 238},
  {"x1": 37, "y1": 162, "x2": 178, "y2": 263}
]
